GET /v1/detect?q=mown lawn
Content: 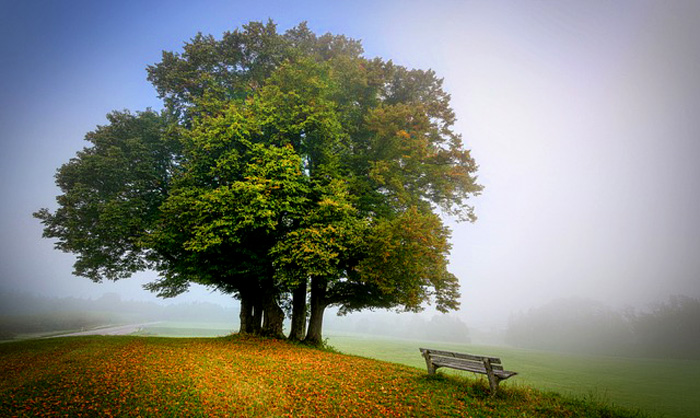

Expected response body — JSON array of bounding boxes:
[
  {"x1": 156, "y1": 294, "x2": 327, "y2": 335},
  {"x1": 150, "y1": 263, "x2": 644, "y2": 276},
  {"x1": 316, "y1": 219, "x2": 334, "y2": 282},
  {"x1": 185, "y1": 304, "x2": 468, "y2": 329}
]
[
  {"x1": 326, "y1": 332, "x2": 700, "y2": 418},
  {"x1": 0, "y1": 335, "x2": 649, "y2": 417}
]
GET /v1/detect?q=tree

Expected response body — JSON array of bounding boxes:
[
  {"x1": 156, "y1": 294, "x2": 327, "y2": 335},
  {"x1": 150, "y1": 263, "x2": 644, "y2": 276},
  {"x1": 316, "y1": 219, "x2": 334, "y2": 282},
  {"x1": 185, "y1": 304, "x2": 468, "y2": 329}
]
[{"x1": 36, "y1": 21, "x2": 482, "y2": 344}]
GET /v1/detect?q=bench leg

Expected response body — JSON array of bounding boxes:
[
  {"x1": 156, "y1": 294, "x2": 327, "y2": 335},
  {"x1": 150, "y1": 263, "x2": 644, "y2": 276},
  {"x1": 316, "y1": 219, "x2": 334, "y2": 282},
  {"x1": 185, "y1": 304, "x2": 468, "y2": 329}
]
[
  {"x1": 482, "y1": 358, "x2": 500, "y2": 396},
  {"x1": 422, "y1": 354, "x2": 436, "y2": 375},
  {"x1": 487, "y1": 373, "x2": 500, "y2": 396}
]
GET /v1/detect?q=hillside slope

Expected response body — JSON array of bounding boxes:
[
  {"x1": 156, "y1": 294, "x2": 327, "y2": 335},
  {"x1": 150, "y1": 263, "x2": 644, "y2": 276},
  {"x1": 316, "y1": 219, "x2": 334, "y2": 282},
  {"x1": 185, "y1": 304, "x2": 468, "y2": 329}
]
[{"x1": 0, "y1": 335, "x2": 647, "y2": 417}]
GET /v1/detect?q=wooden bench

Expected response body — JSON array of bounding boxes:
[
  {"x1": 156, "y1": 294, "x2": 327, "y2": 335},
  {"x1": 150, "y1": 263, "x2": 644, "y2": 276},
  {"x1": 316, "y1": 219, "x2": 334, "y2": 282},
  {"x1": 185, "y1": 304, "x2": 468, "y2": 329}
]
[{"x1": 419, "y1": 348, "x2": 517, "y2": 395}]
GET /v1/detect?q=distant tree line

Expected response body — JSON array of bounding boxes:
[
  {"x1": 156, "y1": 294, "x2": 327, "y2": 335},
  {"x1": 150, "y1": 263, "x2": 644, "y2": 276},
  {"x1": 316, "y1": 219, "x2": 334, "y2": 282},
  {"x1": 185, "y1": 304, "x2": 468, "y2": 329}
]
[{"x1": 506, "y1": 296, "x2": 700, "y2": 360}]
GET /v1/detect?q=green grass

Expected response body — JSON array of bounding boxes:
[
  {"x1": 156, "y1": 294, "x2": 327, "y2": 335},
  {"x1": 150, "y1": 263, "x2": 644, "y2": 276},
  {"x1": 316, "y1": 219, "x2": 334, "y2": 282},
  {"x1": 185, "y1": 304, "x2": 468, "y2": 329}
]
[
  {"x1": 325, "y1": 331, "x2": 700, "y2": 418},
  {"x1": 0, "y1": 335, "x2": 650, "y2": 417}
]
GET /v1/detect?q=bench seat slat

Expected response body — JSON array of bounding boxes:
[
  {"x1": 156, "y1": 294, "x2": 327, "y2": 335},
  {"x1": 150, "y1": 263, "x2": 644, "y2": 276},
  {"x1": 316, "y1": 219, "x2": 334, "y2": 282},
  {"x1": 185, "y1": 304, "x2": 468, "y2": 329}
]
[
  {"x1": 430, "y1": 359, "x2": 512, "y2": 377},
  {"x1": 432, "y1": 360, "x2": 487, "y2": 374},
  {"x1": 431, "y1": 359, "x2": 505, "y2": 374}
]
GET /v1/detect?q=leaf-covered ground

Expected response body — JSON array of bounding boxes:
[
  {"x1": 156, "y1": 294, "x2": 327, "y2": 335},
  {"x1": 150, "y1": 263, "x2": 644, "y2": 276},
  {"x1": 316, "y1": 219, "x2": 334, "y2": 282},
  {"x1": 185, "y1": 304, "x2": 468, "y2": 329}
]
[{"x1": 0, "y1": 335, "x2": 648, "y2": 417}]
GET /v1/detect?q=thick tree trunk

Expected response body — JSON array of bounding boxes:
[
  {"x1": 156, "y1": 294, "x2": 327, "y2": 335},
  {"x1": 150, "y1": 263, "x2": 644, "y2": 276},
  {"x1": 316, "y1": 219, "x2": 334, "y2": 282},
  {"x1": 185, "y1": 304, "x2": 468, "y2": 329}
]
[
  {"x1": 289, "y1": 280, "x2": 307, "y2": 341},
  {"x1": 261, "y1": 290, "x2": 285, "y2": 338},
  {"x1": 239, "y1": 287, "x2": 263, "y2": 334},
  {"x1": 238, "y1": 292, "x2": 253, "y2": 334},
  {"x1": 251, "y1": 296, "x2": 263, "y2": 334},
  {"x1": 304, "y1": 276, "x2": 328, "y2": 346}
]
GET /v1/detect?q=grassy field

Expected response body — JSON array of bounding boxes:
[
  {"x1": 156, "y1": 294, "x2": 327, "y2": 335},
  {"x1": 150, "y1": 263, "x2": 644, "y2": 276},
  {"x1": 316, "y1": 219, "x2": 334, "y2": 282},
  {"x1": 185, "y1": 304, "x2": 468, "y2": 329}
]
[
  {"x1": 127, "y1": 323, "x2": 698, "y2": 418},
  {"x1": 0, "y1": 335, "x2": 650, "y2": 417},
  {"x1": 325, "y1": 332, "x2": 700, "y2": 418}
]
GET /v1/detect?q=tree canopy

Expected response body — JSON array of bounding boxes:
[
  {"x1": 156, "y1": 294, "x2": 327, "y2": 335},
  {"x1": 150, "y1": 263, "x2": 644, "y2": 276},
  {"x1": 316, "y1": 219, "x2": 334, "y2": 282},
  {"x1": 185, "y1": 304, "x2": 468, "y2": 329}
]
[{"x1": 35, "y1": 21, "x2": 482, "y2": 344}]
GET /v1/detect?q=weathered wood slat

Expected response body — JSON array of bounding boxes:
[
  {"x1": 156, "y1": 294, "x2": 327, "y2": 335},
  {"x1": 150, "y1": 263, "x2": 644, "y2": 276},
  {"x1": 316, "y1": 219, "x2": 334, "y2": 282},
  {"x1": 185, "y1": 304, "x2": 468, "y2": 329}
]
[
  {"x1": 420, "y1": 348, "x2": 501, "y2": 364},
  {"x1": 430, "y1": 357, "x2": 482, "y2": 367},
  {"x1": 431, "y1": 362, "x2": 512, "y2": 378},
  {"x1": 430, "y1": 357, "x2": 505, "y2": 371},
  {"x1": 494, "y1": 370, "x2": 517, "y2": 379},
  {"x1": 431, "y1": 357, "x2": 483, "y2": 367},
  {"x1": 432, "y1": 359, "x2": 486, "y2": 372}
]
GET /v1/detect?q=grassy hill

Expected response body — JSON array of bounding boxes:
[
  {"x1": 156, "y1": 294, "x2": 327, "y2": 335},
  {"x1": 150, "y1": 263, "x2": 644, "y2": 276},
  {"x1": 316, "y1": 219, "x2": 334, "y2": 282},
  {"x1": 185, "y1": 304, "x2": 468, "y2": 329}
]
[
  {"x1": 0, "y1": 335, "x2": 649, "y2": 417},
  {"x1": 326, "y1": 332, "x2": 699, "y2": 418}
]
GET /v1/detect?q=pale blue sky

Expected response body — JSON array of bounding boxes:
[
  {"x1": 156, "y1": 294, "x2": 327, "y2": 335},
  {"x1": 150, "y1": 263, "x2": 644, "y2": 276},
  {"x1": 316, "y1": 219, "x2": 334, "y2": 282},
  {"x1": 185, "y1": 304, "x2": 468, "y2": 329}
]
[{"x1": 1, "y1": 0, "x2": 699, "y2": 327}]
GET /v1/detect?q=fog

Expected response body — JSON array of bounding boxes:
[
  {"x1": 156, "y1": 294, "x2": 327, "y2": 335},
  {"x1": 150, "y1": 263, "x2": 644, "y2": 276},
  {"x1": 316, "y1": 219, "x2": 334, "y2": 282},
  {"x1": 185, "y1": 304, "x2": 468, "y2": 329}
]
[
  {"x1": 0, "y1": 291, "x2": 237, "y2": 339},
  {"x1": 2, "y1": 1, "x2": 700, "y2": 353},
  {"x1": 4, "y1": 290, "x2": 698, "y2": 361}
]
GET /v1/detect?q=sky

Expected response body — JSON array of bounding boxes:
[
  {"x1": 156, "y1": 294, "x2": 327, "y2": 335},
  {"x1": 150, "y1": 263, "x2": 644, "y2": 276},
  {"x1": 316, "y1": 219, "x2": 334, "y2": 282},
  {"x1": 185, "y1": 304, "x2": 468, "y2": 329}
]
[{"x1": 1, "y1": 0, "x2": 699, "y2": 329}]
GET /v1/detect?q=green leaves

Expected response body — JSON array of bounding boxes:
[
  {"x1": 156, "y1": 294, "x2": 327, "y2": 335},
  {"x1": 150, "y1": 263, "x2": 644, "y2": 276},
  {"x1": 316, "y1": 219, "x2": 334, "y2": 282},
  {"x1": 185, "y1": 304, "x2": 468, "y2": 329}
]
[
  {"x1": 356, "y1": 208, "x2": 460, "y2": 313},
  {"x1": 34, "y1": 110, "x2": 174, "y2": 282},
  {"x1": 159, "y1": 144, "x2": 310, "y2": 253},
  {"x1": 271, "y1": 179, "x2": 365, "y2": 287}
]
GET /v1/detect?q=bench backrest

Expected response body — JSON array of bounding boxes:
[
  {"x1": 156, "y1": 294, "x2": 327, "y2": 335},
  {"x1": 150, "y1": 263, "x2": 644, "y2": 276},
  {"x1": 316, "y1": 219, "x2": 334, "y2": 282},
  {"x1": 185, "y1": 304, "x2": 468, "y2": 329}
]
[{"x1": 420, "y1": 348, "x2": 505, "y2": 371}]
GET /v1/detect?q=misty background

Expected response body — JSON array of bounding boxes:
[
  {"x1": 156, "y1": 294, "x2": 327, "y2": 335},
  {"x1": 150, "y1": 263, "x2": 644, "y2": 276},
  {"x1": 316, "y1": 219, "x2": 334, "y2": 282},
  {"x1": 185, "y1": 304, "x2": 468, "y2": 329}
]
[{"x1": 1, "y1": 1, "x2": 699, "y2": 356}]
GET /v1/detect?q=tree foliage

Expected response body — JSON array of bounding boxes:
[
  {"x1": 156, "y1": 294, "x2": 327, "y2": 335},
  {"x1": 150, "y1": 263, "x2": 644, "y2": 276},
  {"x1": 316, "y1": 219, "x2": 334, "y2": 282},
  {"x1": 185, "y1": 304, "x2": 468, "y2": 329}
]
[
  {"x1": 34, "y1": 110, "x2": 177, "y2": 281},
  {"x1": 36, "y1": 21, "x2": 482, "y2": 344}
]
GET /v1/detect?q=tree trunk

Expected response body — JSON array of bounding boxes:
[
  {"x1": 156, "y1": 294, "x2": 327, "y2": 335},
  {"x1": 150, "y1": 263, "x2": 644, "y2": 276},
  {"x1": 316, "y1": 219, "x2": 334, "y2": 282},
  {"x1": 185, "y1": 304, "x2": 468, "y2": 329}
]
[
  {"x1": 261, "y1": 290, "x2": 285, "y2": 338},
  {"x1": 304, "y1": 276, "x2": 328, "y2": 346},
  {"x1": 239, "y1": 287, "x2": 263, "y2": 334},
  {"x1": 251, "y1": 295, "x2": 263, "y2": 334},
  {"x1": 238, "y1": 292, "x2": 253, "y2": 334},
  {"x1": 289, "y1": 280, "x2": 307, "y2": 341}
]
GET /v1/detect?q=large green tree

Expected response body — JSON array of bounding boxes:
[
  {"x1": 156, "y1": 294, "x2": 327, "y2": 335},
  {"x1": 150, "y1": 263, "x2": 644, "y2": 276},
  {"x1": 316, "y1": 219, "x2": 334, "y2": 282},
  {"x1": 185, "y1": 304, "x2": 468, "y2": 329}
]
[{"x1": 36, "y1": 21, "x2": 482, "y2": 344}]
